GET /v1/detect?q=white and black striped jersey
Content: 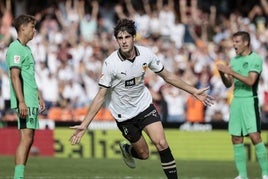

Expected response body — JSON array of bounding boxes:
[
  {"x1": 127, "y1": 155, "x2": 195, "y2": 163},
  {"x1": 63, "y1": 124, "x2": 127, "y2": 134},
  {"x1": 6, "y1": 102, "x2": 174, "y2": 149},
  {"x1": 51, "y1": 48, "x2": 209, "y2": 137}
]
[{"x1": 99, "y1": 45, "x2": 164, "y2": 122}]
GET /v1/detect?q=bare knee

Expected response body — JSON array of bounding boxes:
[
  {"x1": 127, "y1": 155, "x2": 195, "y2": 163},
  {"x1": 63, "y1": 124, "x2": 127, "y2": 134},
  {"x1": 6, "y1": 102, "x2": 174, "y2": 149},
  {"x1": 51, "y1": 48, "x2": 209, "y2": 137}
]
[
  {"x1": 153, "y1": 139, "x2": 168, "y2": 151},
  {"x1": 136, "y1": 148, "x2": 149, "y2": 160},
  {"x1": 249, "y1": 132, "x2": 262, "y2": 145},
  {"x1": 231, "y1": 135, "x2": 244, "y2": 144}
]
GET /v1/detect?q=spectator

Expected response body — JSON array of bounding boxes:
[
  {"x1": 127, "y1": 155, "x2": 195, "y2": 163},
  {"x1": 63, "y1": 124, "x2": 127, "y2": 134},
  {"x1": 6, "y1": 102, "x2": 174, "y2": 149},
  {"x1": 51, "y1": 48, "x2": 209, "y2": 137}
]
[
  {"x1": 205, "y1": 93, "x2": 229, "y2": 122},
  {"x1": 185, "y1": 94, "x2": 206, "y2": 123},
  {"x1": 61, "y1": 80, "x2": 87, "y2": 108},
  {"x1": 259, "y1": 77, "x2": 268, "y2": 123},
  {"x1": 0, "y1": 0, "x2": 268, "y2": 125},
  {"x1": 162, "y1": 84, "x2": 186, "y2": 123},
  {"x1": 78, "y1": 0, "x2": 99, "y2": 43},
  {"x1": 40, "y1": 72, "x2": 59, "y2": 110}
]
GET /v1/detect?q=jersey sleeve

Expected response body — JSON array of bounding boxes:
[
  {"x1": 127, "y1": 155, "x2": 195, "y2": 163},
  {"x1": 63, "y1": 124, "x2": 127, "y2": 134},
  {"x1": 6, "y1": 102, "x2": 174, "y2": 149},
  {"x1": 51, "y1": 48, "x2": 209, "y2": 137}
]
[
  {"x1": 249, "y1": 54, "x2": 262, "y2": 74},
  {"x1": 147, "y1": 49, "x2": 164, "y2": 73},
  {"x1": 98, "y1": 60, "x2": 113, "y2": 88},
  {"x1": 6, "y1": 46, "x2": 23, "y2": 69}
]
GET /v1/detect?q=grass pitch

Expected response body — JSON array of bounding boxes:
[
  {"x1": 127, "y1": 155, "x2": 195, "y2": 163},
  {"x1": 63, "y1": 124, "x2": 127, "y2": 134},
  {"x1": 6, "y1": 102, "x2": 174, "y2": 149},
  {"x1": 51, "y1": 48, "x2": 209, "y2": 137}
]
[{"x1": 0, "y1": 156, "x2": 263, "y2": 179}]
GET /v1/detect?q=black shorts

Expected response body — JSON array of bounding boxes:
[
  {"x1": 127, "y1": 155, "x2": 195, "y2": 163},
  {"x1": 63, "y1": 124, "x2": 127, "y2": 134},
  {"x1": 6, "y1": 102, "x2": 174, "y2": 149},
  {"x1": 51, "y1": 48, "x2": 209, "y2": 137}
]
[{"x1": 116, "y1": 104, "x2": 161, "y2": 143}]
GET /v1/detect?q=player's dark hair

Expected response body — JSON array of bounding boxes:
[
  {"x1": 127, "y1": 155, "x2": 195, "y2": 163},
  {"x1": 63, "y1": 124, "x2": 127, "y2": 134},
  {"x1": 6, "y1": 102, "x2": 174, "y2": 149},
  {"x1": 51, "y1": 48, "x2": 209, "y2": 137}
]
[
  {"x1": 13, "y1": 14, "x2": 36, "y2": 32},
  {"x1": 113, "y1": 18, "x2": 136, "y2": 38},
  {"x1": 233, "y1": 31, "x2": 250, "y2": 47}
]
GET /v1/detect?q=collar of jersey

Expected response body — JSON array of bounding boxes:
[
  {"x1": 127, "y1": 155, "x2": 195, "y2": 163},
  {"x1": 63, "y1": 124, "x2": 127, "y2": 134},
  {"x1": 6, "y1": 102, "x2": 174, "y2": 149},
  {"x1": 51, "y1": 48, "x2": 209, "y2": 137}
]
[{"x1": 117, "y1": 46, "x2": 140, "y2": 62}]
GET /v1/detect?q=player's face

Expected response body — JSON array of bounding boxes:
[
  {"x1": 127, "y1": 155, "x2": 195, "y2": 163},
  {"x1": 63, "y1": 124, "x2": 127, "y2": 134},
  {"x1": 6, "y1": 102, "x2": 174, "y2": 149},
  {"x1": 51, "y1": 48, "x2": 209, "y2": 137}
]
[
  {"x1": 116, "y1": 31, "x2": 135, "y2": 55},
  {"x1": 23, "y1": 22, "x2": 36, "y2": 41},
  {"x1": 232, "y1": 36, "x2": 248, "y2": 55}
]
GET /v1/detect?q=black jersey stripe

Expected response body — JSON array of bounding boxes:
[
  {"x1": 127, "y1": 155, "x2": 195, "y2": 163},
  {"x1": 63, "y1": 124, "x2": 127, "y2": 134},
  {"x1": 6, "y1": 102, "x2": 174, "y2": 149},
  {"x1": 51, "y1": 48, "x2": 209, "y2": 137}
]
[{"x1": 254, "y1": 97, "x2": 261, "y2": 132}]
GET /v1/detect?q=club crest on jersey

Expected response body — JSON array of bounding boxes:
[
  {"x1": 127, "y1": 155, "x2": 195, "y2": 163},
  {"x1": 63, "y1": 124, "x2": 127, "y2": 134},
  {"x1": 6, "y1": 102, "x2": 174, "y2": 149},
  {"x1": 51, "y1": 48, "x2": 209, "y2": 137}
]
[
  {"x1": 242, "y1": 62, "x2": 248, "y2": 69},
  {"x1": 142, "y1": 63, "x2": 148, "y2": 72},
  {"x1": 13, "y1": 55, "x2": 21, "y2": 64}
]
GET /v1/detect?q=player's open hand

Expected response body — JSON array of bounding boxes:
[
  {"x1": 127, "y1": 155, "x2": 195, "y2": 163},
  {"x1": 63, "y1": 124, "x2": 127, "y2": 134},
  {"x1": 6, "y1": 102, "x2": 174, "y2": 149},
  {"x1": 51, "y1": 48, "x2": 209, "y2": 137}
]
[
  {"x1": 69, "y1": 125, "x2": 87, "y2": 145},
  {"x1": 38, "y1": 99, "x2": 46, "y2": 113},
  {"x1": 217, "y1": 64, "x2": 232, "y2": 75},
  {"x1": 193, "y1": 87, "x2": 214, "y2": 106},
  {"x1": 19, "y1": 102, "x2": 28, "y2": 119}
]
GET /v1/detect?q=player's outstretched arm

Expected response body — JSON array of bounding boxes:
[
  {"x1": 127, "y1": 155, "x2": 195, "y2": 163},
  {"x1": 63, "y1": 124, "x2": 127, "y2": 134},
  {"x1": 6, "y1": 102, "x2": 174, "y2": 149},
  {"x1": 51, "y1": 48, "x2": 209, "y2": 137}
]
[
  {"x1": 158, "y1": 68, "x2": 214, "y2": 106},
  {"x1": 192, "y1": 87, "x2": 214, "y2": 106},
  {"x1": 69, "y1": 87, "x2": 108, "y2": 145}
]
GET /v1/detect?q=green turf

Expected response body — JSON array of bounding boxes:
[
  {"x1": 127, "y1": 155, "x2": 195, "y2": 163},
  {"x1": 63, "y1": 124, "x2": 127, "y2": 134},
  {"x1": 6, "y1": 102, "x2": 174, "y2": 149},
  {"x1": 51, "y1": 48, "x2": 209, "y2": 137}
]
[{"x1": 0, "y1": 156, "x2": 263, "y2": 179}]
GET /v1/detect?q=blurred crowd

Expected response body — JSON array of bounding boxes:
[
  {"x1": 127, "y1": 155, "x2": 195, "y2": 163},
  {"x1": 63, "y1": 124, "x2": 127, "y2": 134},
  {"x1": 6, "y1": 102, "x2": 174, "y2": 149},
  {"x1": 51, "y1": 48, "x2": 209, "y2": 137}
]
[{"x1": 0, "y1": 0, "x2": 268, "y2": 125}]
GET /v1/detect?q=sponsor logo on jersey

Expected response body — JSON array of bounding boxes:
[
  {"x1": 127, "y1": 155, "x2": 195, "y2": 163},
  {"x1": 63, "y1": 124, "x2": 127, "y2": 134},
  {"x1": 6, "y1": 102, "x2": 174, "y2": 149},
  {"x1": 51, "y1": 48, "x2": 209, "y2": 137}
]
[{"x1": 125, "y1": 78, "x2": 135, "y2": 87}]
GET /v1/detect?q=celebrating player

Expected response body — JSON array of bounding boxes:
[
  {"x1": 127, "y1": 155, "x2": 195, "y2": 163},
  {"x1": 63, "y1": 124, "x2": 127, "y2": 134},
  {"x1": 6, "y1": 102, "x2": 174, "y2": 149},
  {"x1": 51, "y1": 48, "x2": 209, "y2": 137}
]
[{"x1": 69, "y1": 18, "x2": 214, "y2": 179}]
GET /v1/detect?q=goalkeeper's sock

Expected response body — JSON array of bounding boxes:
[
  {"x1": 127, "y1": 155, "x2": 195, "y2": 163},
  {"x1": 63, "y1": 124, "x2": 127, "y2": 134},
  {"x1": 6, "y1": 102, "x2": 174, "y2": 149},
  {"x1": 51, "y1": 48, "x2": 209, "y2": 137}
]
[
  {"x1": 233, "y1": 144, "x2": 247, "y2": 178},
  {"x1": 14, "y1": 165, "x2": 25, "y2": 179},
  {"x1": 159, "y1": 147, "x2": 178, "y2": 179},
  {"x1": 255, "y1": 142, "x2": 268, "y2": 176}
]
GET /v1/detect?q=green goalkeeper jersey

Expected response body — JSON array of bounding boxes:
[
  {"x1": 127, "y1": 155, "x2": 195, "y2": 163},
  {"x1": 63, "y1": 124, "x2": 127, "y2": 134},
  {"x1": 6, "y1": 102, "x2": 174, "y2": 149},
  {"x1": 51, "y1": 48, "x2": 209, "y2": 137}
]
[
  {"x1": 231, "y1": 52, "x2": 262, "y2": 98},
  {"x1": 6, "y1": 39, "x2": 39, "y2": 108}
]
